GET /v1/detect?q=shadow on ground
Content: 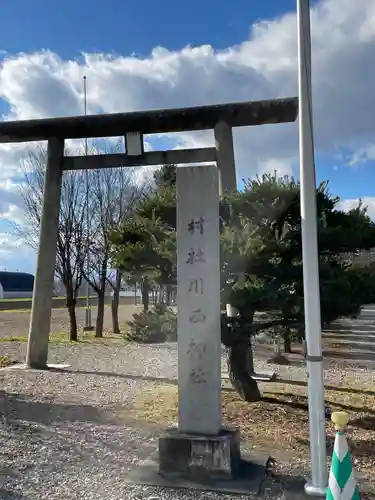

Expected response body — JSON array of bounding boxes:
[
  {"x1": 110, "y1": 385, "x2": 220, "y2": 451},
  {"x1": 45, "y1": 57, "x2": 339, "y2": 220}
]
[
  {"x1": 350, "y1": 415, "x2": 375, "y2": 430},
  {"x1": 324, "y1": 324, "x2": 375, "y2": 333},
  {"x1": 323, "y1": 350, "x2": 375, "y2": 362},
  {"x1": 277, "y1": 378, "x2": 375, "y2": 397},
  {"x1": 0, "y1": 391, "x2": 117, "y2": 426},
  {"x1": 49, "y1": 367, "x2": 179, "y2": 385},
  {"x1": 324, "y1": 341, "x2": 375, "y2": 352},
  {"x1": 296, "y1": 434, "x2": 375, "y2": 460},
  {"x1": 50, "y1": 367, "x2": 375, "y2": 399},
  {"x1": 323, "y1": 333, "x2": 375, "y2": 342},
  {"x1": 262, "y1": 392, "x2": 375, "y2": 416},
  {"x1": 0, "y1": 489, "x2": 28, "y2": 500}
]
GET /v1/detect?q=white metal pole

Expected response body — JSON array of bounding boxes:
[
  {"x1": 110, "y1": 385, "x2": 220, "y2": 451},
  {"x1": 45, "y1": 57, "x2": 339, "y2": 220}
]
[
  {"x1": 297, "y1": 0, "x2": 327, "y2": 496},
  {"x1": 83, "y1": 75, "x2": 93, "y2": 331}
]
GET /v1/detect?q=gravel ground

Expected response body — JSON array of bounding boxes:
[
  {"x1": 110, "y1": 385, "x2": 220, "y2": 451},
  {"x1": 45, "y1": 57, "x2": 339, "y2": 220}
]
[
  {"x1": 0, "y1": 342, "x2": 309, "y2": 500},
  {"x1": 0, "y1": 339, "x2": 373, "y2": 499}
]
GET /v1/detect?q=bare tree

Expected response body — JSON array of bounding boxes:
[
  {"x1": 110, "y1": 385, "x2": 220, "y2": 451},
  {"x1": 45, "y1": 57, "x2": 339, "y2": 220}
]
[
  {"x1": 84, "y1": 164, "x2": 143, "y2": 337},
  {"x1": 110, "y1": 268, "x2": 122, "y2": 334},
  {"x1": 14, "y1": 147, "x2": 87, "y2": 341}
]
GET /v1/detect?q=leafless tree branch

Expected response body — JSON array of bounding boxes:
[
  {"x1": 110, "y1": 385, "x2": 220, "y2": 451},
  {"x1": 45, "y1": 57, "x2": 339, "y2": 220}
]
[{"x1": 13, "y1": 145, "x2": 88, "y2": 341}]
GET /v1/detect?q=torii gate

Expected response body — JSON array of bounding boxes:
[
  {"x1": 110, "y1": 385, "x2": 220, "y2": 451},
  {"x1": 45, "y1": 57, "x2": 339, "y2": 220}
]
[
  {"x1": 0, "y1": 97, "x2": 298, "y2": 370},
  {"x1": 0, "y1": 97, "x2": 299, "y2": 487}
]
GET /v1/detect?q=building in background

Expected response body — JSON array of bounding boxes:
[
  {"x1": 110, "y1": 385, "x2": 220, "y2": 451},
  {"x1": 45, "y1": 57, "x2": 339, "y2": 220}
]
[
  {"x1": 53, "y1": 277, "x2": 96, "y2": 298},
  {"x1": 0, "y1": 271, "x2": 34, "y2": 299},
  {"x1": 53, "y1": 273, "x2": 143, "y2": 300},
  {"x1": 119, "y1": 281, "x2": 141, "y2": 297},
  {"x1": 76, "y1": 277, "x2": 97, "y2": 298}
]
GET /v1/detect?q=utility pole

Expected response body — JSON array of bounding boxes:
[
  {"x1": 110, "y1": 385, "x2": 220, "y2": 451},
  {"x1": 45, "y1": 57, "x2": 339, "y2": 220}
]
[
  {"x1": 83, "y1": 75, "x2": 93, "y2": 331},
  {"x1": 297, "y1": 0, "x2": 327, "y2": 496}
]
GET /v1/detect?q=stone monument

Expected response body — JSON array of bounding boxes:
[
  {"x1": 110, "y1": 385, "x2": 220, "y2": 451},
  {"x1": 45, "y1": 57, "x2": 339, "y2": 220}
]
[
  {"x1": 176, "y1": 164, "x2": 221, "y2": 436},
  {"x1": 157, "y1": 165, "x2": 242, "y2": 481}
]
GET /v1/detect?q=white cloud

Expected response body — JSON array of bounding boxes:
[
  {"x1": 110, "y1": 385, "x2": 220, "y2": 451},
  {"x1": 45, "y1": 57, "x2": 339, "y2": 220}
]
[
  {"x1": 0, "y1": 232, "x2": 23, "y2": 254},
  {"x1": 0, "y1": 231, "x2": 35, "y2": 272},
  {"x1": 0, "y1": 0, "x2": 374, "y2": 268},
  {"x1": 348, "y1": 145, "x2": 375, "y2": 167},
  {"x1": 2, "y1": 204, "x2": 25, "y2": 225},
  {"x1": 0, "y1": 0, "x2": 373, "y2": 173},
  {"x1": 257, "y1": 158, "x2": 293, "y2": 178},
  {"x1": 339, "y1": 197, "x2": 375, "y2": 220}
]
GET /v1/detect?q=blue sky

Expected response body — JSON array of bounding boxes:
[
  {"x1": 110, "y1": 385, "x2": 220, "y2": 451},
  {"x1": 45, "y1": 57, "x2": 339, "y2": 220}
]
[
  {"x1": 0, "y1": 0, "x2": 374, "y2": 272},
  {"x1": 0, "y1": 0, "x2": 297, "y2": 57}
]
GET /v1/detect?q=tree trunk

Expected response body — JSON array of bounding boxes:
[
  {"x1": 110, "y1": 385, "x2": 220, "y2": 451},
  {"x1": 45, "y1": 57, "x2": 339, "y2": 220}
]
[
  {"x1": 142, "y1": 277, "x2": 150, "y2": 311},
  {"x1": 111, "y1": 270, "x2": 121, "y2": 334},
  {"x1": 226, "y1": 308, "x2": 260, "y2": 401},
  {"x1": 277, "y1": 335, "x2": 282, "y2": 355},
  {"x1": 96, "y1": 292, "x2": 105, "y2": 338},
  {"x1": 157, "y1": 285, "x2": 164, "y2": 304},
  {"x1": 227, "y1": 342, "x2": 261, "y2": 402},
  {"x1": 166, "y1": 285, "x2": 172, "y2": 306},
  {"x1": 284, "y1": 334, "x2": 292, "y2": 353},
  {"x1": 66, "y1": 293, "x2": 78, "y2": 342},
  {"x1": 246, "y1": 336, "x2": 255, "y2": 374},
  {"x1": 302, "y1": 339, "x2": 307, "y2": 359},
  {"x1": 243, "y1": 309, "x2": 255, "y2": 375}
]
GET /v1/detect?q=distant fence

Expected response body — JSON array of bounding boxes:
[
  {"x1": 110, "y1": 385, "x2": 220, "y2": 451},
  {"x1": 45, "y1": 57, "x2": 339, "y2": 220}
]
[{"x1": 0, "y1": 295, "x2": 140, "y2": 311}]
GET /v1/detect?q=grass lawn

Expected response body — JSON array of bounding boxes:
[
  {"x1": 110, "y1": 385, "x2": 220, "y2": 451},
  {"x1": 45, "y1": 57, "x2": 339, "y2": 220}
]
[
  {"x1": 0, "y1": 305, "x2": 98, "y2": 313},
  {"x1": 131, "y1": 378, "x2": 375, "y2": 486},
  {"x1": 0, "y1": 296, "x2": 95, "y2": 302},
  {"x1": 0, "y1": 329, "x2": 124, "y2": 345}
]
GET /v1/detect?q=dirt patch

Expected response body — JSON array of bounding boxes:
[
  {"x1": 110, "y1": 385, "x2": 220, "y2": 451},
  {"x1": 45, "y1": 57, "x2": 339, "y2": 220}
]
[{"x1": 130, "y1": 379, "x2": 375, "y2": 483}]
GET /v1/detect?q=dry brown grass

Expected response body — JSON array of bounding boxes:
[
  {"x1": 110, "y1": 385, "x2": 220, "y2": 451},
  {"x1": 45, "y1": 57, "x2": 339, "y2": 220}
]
[
  {"x1": 131, "y1": 379, "x2": 375, "y2": 481},
  {"x1": 0, "y1": 305, "x2": 139, "y2": 341},
  {"x1": 0, "y1": 355, "x2": 16, "y2": 367}
]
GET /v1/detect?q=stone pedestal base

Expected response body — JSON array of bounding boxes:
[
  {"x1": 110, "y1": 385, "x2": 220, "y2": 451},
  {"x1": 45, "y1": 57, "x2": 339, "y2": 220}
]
[
  {"x1": 124, "y1": 426, "x2": 269, "y2": 494},
  {"x1": 159, "y1": 427, "x2": 240, "y2": 480}
]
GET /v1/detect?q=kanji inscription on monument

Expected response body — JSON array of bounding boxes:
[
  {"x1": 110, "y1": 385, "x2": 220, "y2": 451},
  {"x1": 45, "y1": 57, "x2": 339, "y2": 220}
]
[{"x1": 176, "y1": 164, "x2": 221, "y2": 435}]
